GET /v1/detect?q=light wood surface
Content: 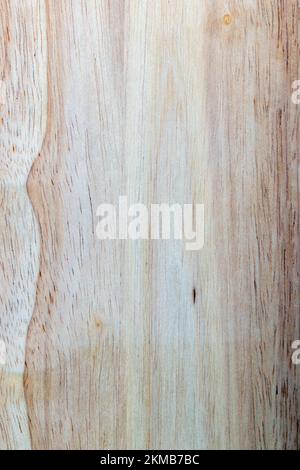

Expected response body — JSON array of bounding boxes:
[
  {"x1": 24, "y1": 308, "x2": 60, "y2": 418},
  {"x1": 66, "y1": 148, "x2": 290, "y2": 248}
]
[{"x1": 0, "y1": 0, "x2": 299, "y2": 450}]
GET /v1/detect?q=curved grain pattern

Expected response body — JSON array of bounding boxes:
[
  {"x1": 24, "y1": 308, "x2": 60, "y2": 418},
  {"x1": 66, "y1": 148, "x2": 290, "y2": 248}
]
[
  {"x1": 26, "y1": 0, "x2": 126, "y2": 449},
  {"x1": 0, "y1": 0, "x2": 47, "y2": 449}
]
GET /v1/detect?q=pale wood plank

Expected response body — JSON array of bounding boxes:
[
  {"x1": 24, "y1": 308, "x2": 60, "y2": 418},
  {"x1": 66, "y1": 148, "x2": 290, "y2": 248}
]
[
  {"x1": 0, "y1": 0, "x2": 298, "y2": 450},
  {"x1": 0, "y1": 0, "x2": 47, "y2": 449},
  {"x1": 26, "y1": 0, "x2": 127, "y2": 450}
]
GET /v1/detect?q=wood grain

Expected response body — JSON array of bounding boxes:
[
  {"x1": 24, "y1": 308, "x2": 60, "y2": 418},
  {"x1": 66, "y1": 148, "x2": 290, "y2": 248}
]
[
  {"x1": 0, "y1": 0, "x2": 46, "y2": 449},
  {"x1": 0, "y1": 0, "x2": 299, "y2": 449}
]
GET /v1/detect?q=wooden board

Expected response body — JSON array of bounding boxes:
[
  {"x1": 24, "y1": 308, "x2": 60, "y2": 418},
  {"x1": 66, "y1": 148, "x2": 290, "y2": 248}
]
[{"x1": 0, "y1": 0, "x2": 299, "y2": 450}]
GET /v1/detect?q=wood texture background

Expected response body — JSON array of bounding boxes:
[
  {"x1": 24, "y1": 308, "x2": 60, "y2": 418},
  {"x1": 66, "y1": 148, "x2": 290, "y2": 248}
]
[{"x1": 0, "y1": 0, "x2": 299, "y2": 450}]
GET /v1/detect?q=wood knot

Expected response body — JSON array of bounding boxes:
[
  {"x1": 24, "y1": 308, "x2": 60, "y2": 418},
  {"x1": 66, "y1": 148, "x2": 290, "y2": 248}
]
[
  {"x1": 223, "y1": 14, "x2": 232, "y2": 26},
  {"x1": 193, "y1": 288, "x2": 197, "y2": 304}
]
